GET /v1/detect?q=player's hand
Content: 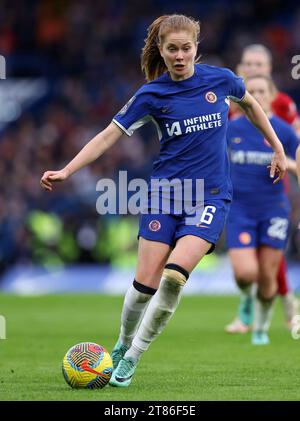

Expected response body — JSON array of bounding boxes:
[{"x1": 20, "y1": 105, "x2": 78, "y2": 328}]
[
  {"x1": 269, "y1": 150, "x2": 287, "y2": 184},
  {"x1": 40, "y1": 168, "x2": 70, "y2": 192}
]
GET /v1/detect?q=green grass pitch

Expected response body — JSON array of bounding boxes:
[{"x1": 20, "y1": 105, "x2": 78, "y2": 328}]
[{"x1": 0, "y1": 293, "x2": 299, "y2": 401}]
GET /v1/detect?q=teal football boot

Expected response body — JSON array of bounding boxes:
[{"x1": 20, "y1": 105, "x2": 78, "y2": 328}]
[
  {"x1": 109, "y1": 357, "x2": 138, "y2": 387},
  {"x1": 251, "y1": 331, "x2": 270, "y2": 345},
  {"x1": 110, "y1": 340, "x2": 129, "y2": 370}
]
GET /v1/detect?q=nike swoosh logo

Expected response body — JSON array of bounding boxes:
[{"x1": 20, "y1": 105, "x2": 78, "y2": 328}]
[
  {"x1": 196, "y1": 224, "x2": 209, "y2": 228},
  {"x1": 80, "y1": 360, "x2": 111, "y2": 380},
  {"x1": 81, "y1": 360, "x2": 102, "y2": 375},
  {"x1": 115, "y1": 374, "x2": 133, "y2": 382}
]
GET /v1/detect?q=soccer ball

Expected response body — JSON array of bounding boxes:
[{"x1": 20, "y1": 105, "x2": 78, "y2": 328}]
[{"x1": 62, "y1": 342, "x2": 113, "y2": 389}]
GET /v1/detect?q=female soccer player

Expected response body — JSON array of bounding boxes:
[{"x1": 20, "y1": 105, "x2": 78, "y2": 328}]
[
  {"x1": 41, "y1": 15, "x2": 287, "y2": 386},
  {"x1": 226, "y1": 74, "x2": 300, "y2": 345},
  {"x1": 226, "y1": 44, "x2": 300, "y2": 333}
]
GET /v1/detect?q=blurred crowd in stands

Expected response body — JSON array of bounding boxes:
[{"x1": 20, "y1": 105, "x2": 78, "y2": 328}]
[{"x1": 1, "y1": 0, "x2": 300, "y2": 273}]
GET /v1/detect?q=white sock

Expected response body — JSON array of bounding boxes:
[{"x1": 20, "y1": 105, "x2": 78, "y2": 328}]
[
  {"x1": 125, "y1": 265, "x2": 188, "y2": 362},
  {"x1": 253, "y1": 295, "x2": 274, "y2": 332},
  {"x1": 119, "y1": 281, "x2": 156, "y2": 347},
  {"x1": 280, "y1": 293, "x2": 297, "y2": 322}
]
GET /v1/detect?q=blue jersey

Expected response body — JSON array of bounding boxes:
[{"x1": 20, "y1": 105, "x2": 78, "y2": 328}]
[
  {"x1": 227, "y1": 115, "x2": 300, "y2": 205},
  {"x1": 113, "y1": 64, "x2": 245, "y2": 202}
]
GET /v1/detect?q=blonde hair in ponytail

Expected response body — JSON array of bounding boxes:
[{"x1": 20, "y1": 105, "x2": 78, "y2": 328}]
[{"x1": 141, "y1": 14, "x2": 200, "y2": 82}]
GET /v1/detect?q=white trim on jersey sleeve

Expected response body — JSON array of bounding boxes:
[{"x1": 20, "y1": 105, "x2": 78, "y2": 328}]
[
  {"x1": 112, "y1": 119, "x2": 131, "y2": 136},
  {"x1": 127, "y1": 115, "x2": 152, "y2": 135},
  {"x1": 112, "y1": 116, "x2": 151, "y2": 137},
  {"x1": 150, "y1": 116, "x2": 162, "y2": 141},
  {"x1": 228, "y1": 92, "x2": 246, "y2": 103}
]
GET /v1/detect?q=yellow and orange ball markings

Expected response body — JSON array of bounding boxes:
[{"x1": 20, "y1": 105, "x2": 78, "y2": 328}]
[{"x1": 62, "y1": 342, "x2": 113, "y2": 389}]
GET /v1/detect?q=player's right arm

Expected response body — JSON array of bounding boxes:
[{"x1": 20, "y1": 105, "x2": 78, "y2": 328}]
[
  {"x1": 237, "y1": 91, "x2": 287, "y2": 183},
  {"x1": 40, "y1": 122, "x2": 123, "y2": 191}
]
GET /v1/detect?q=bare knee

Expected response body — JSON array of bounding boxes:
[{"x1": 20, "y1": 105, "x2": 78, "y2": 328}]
[
  {"x1": 229, "y1": 249, "x2": 258, "y2": 287},
  {"x1": 135, "y1": 238, "x2": 171, "y2": 289},
  {"x1": 234, "y1": 269, "x2": 257, "y2": 287},
  {"x1": 135, "y1": 268, "x2": 164, "y2": 290}
]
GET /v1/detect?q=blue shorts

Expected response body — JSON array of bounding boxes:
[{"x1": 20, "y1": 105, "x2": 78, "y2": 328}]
[
  {"x1": 138, "y1": 199, "x2": 231, "y2": 254},
  {"x1": 226, "y1": 199, "x2": 290, "y2": 250}
]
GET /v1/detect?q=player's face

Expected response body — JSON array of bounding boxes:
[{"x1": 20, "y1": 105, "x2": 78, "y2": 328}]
[
  {"x1": 246, "y1": 78, "x2": 272, "y2": 113},
  {"x1": 240, "y1": 51, "x2": 271, "y2": 77},
  {"x1": 160, "y1": 30, "x2": 197, "y2": 81}
]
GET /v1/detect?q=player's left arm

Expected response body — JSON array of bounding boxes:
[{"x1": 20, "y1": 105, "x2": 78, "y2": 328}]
[{"x1": 237, "y1": 91, "x2": 287, "y2": 183}]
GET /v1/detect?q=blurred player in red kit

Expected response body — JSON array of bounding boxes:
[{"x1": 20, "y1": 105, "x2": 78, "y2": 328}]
[{"x1": 226, "y1": 44, "x2": 300, "y2": 333}]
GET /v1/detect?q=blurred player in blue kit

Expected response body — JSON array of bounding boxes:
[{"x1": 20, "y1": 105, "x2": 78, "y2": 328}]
[
  {"x1": 226, "y1": 74, "x2": 300, "y2": 345},
  {"x1": 226, "y1": 44, "x2": 300, "y2": 334},
  {"x1": 41, "y1": 15, "x2": 291, "y2": 387}
]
